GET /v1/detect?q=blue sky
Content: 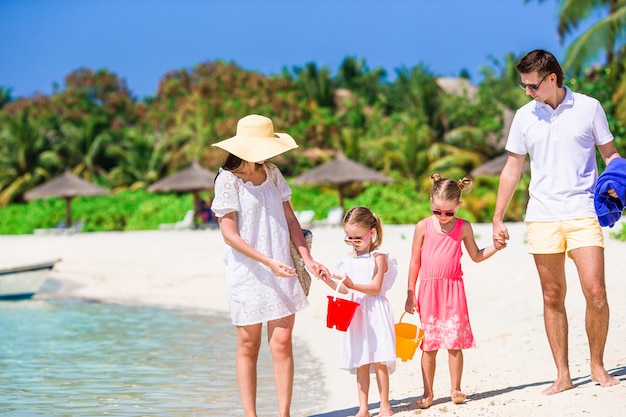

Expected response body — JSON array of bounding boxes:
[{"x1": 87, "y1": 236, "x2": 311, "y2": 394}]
[{"x1": 0, "y1": 0, "x2": 589, "y2": 99}]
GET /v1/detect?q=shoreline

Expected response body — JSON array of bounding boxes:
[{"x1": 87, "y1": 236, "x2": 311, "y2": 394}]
[{"x1": 2, "y1": 223, "x2": 625, "y2": 416}]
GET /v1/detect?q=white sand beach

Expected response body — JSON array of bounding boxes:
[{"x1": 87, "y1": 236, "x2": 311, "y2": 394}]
[{"x1": 2, "y1": 222, "x2": 625, "y2": 416}]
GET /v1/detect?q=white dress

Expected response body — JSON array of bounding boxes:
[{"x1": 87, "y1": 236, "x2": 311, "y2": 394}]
[
  {"x1": 337, "y1": 250, "x2": 397, "y2": 374},
  {"x1": 211, "y1": 165, "x2": 309, "y2": 326}
]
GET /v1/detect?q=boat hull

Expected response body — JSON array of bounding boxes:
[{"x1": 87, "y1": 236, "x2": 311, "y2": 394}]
[{"x1": 0, "y1": 260, "x2": 60, "y2": 300}]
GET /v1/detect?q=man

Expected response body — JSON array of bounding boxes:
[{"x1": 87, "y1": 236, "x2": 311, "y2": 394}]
[{"x1": 492, "y1": 49, "x2": 621, "y2": 395}]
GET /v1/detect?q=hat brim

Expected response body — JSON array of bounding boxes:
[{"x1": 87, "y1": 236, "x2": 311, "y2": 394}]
[{"x1": 212, "y1": 132, "x2": 298, "y2": 162}]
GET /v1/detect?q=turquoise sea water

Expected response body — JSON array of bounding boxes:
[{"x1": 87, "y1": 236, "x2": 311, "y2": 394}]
[{"x1": 0, "y1": 297, "x2": 327, "y2": 416}]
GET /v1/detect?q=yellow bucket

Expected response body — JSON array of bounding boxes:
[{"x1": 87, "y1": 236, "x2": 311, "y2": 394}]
[{"x1": 395, "y1": 312, "x2": 424, "y2": 362}]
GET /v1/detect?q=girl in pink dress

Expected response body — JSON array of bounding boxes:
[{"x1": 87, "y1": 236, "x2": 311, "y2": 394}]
[
  {"x1": 404, "y1": 173, "x2": 502, "y2": 409},
  {"x1": 321, "y1": 207, "x2": 397, "y2": 417}
]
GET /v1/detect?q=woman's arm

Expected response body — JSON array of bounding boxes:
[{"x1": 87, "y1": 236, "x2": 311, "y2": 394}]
[
  {"x1": 218, "y1": 211, "x2": 296, "y2": 278},
  {"x1": 284, "y1": 201, "x2": 330, "y2": 280}
]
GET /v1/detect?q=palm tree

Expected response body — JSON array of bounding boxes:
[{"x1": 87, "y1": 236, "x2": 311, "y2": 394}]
[
  {"x1": 288, "y1": 62, "x2": 336, "y2": 108},
  {"x1": 0, "y1": 110, "x2": 60, "y2": 205},
  {"x1": 479, "y1": 53, "x2": 529, "y2": 110},
  {"x1": 54, "y1": 116, "x2": 112, "y2": 181},
  {"x1": 527, "y1": 0, "x2": 626, "y2": 75},
  {"x1": 106, "y1": 127, "x2": 169, "y2": 190},
  {"x1": 336, "y1": 56, "x2": 387, "y2": 105}
]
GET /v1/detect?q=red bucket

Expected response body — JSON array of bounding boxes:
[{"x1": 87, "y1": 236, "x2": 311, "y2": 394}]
[{"x1": 326, "y1": 277, "x2": 360, "y2": 331}]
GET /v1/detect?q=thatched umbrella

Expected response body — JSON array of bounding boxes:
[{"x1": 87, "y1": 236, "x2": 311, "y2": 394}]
[
  {"x1": 292, "y1": 154, "x2": 393, "y2": 210},
  {"x1": 147, "y1": 161, "x2": 217, "y2": 227},
  {"x1": 470, "y1": 153, "x2": 530, "y2": 177},
  {"x1": 24, "y1": 171, "x2": 111, "y2": 227}
]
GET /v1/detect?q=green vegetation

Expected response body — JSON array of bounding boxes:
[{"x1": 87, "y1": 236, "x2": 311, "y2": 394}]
[
  {"x1": 0, "y1": 176, "x2": 532, "y2": 235},
  {"x1": 610, "y1": 222, "x2": 626, "y2": 241},
  {"x1": 1, "y1": 3, "x2": 626, "y2": 236}
]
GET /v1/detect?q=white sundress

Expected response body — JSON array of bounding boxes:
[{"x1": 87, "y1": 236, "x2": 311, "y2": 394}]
[
  {"x1": 211, "y1": 165, "x2": 309, "y2": 326},
  {"x1": 337, "y1": 250, "x2": 397, "y2": 374}
]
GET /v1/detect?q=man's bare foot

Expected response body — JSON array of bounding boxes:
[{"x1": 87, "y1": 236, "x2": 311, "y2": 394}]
[
  {"x1": 451, "y1": 390, "x2": 466, "y2": 404},
  {"x1": 541, "y1": 378, "x2": 574, "y2": 395},
  {"x1": 591, "y1": 368, "x2": 620, "y2": 387},
  {"x1": 415, "y1": 395, "x2": 433, "y2": 409}
]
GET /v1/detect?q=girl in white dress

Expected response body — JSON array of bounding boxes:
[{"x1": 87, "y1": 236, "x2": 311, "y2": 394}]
[
  {"x1": 322, "y1": 206, "x2": 397, "y2": 417},
  {"x1": 211, "y1": 114, "x2": 329, "y2": 417}
]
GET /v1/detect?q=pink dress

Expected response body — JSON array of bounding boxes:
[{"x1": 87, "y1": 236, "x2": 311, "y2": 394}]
[{"x1": 417, "y1": 217, "x2": 475, "y2": 351}]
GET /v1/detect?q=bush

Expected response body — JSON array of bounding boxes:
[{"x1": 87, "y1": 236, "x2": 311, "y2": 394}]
[{"x1": 0, "y1": 179, "x2": 511, "y2": 235}]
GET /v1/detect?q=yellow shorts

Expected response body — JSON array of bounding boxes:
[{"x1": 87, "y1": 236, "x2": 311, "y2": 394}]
[{"x1": 526, "y1": 218, "x2": 604, "y2": 256}]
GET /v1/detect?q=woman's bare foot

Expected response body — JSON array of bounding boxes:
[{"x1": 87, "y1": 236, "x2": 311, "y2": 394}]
[
  {"x1": 451, "y1": 390, "x2": 466, "y2": 404},
  {"x1": 541, "y1": 378, "x2": 574, "y2": 395},
  {"x1": 591, "y1": 368, "x2": 620, "y2": 387},
  {"x1": 354, "y1": 409, "x2": 370, "y2": 417},
  {"x1": 415, "y1": 395, "x2": 433, "y2": 409},
  {"x1": 378, "y1": 404, "x2": 394, "y2": 416}
]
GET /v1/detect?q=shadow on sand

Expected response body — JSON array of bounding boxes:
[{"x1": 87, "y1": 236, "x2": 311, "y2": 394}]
[{"x1": 308, "y1": 366, "x2": 626, "y2": 417}]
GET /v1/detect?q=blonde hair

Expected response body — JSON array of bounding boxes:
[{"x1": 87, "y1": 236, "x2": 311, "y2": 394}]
[
  {"x1": 343, "y1": 206, "x2": 383, "y2": 251},
  {"x1": 429, "y1": 172, "x2": 472, "y2": 203}
]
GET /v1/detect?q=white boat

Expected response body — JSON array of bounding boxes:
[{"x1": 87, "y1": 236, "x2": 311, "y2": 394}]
[{"x1": 0, "y1": 258, "x2": 61, "y2": 300}]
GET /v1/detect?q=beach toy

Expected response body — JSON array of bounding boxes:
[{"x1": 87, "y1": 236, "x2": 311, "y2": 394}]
[
  {"x1": 326, "y1": 276, "x2": 360, "y2": 332},
  {"x1": 395, "y1": 312, "x2": 424, "y2": 361}
]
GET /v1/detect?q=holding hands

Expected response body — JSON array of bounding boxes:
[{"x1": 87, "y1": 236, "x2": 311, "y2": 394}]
[
  {"x1": 307, "y1": 259, "x2": 330, "y2": 281},
  {"x1": 492, "y1": 221, "x2": 509, "y2": 251}
]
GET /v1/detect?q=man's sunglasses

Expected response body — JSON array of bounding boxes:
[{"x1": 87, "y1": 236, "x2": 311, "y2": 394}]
[
  {"x1": 519, "y1": 72, "x2": 551, "y2": 92},
  {"x1": 431, "y1": 208, "x2": 457, "y2": 217},
  {"x1": 344, "y1": 228, "x2": 374, "y2": 246}
]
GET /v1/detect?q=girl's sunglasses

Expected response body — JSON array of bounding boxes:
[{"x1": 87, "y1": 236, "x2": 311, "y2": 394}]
[
  {"x1": 344, "y1": 228, "x2": 374, "y2": 246},
  {"x1": 431, "y1": 208, "x2": 457, "y2": 217}
]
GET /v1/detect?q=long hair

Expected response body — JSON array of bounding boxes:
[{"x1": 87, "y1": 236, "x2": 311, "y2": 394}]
[
  {"x1": 343, "y1": 206, "x2": 383, "y2": 252},
  {"x1": 214, "y1": 154, "x2": 273, "y2": 184}
]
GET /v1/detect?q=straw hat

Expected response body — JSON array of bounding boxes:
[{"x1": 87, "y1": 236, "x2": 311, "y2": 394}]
[{"x1": 212, "y1": 114, "x2": 298, "y2": 162}]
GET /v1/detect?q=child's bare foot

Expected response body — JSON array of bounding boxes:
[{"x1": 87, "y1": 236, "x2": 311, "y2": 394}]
[
  {"x1": 415, "y1": 395, "x2": 433, "y2": 409},
  {"x1": 591, "y1": 367, "x2": 620, "y2": 387},
  {"x1": 451, "y1": 390, "x2": 466, "y2": 404},
  {"x1": 541, "y1": 378, "x2": 574, "y2": 395}
]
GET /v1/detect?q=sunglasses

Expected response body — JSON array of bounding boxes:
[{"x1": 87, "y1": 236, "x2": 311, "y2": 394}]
[
  {"x1": 518, "y1": 72, "x2": 551, "y2": 92},
  {"x1": 344, "y1": 228, "x2": 374, "y2": 246},
  {"x1": 431, "y1": 208, "x2": 457, "y2": 217}
]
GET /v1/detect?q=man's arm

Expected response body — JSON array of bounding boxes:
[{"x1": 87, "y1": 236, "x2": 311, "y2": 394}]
[
  {"x1": 598, "y1": 141, "x2": 621, "y2": 165},
  {"x1": 598, "y1": 142, "x2": 622, "y2": 198},
  {"x1": 492, "y1": 152, "x2": 526, "y2": 246}
]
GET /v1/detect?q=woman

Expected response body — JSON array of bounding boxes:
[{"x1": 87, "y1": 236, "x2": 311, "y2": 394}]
[{"x1": 211, "y1": 114, "x2": 329, "y2": 417}]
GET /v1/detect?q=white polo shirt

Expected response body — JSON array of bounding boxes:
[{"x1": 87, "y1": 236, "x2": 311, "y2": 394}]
[{"x1": 506, "y1": 87, "x2": 614, "y2": 221}]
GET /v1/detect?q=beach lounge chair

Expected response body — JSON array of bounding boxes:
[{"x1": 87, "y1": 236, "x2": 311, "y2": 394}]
[
  {"x1": 295, "y1": 210, "x2": 315, "y2": 229},
  {"x1": 313, "y1": 207, "x2": 344, "y2": 227},
  {"x1": 34, "y1": 220, "x2": 85, "y2": 235},
  {"x1": 159, "y1": 210, "x2": 195, "y2": 230}
]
